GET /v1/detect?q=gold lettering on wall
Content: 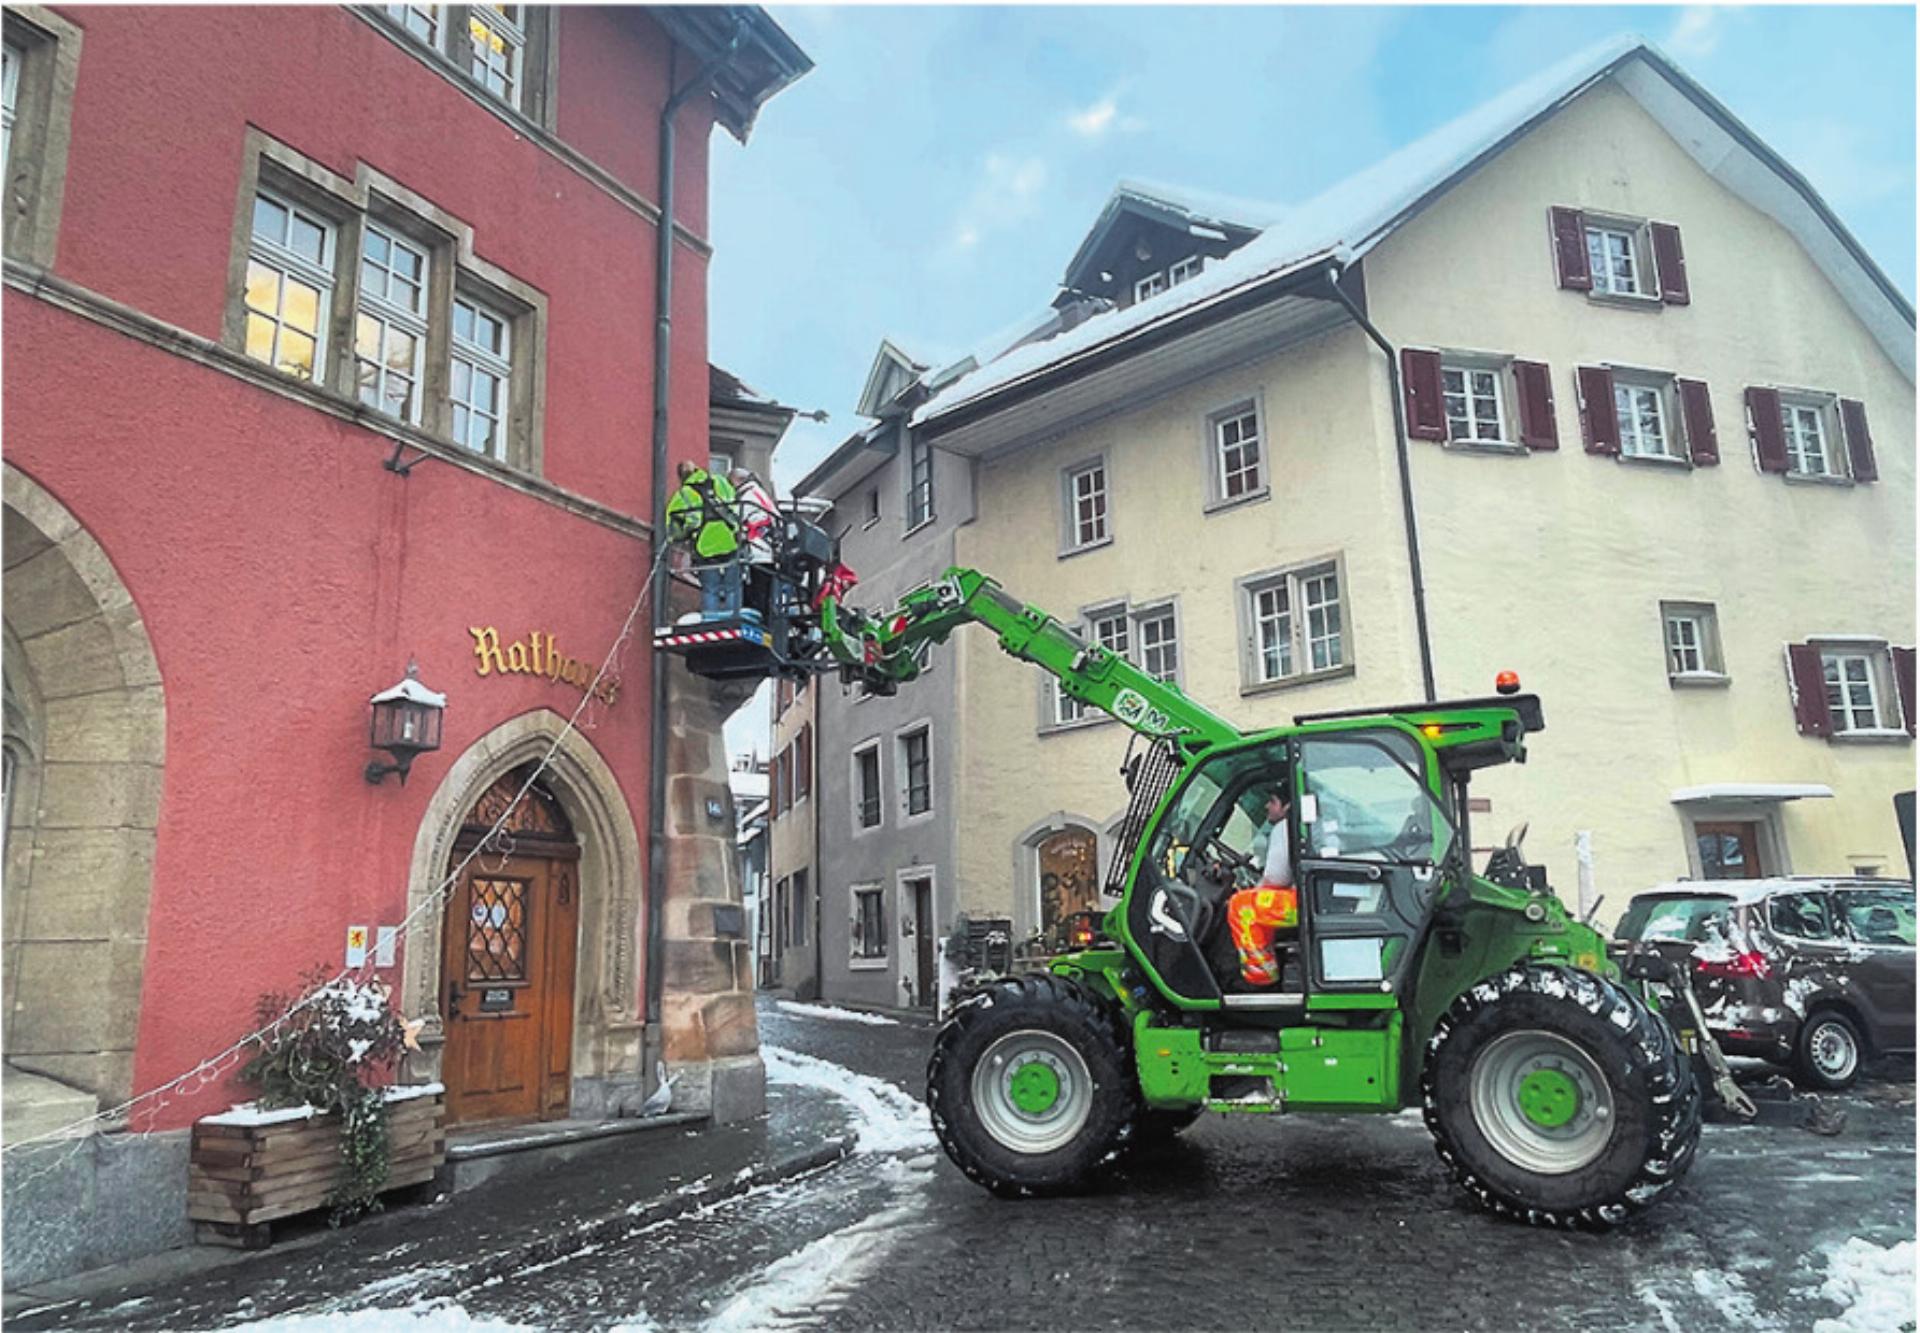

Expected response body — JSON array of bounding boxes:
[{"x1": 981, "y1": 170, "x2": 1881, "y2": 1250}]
[{"x1": 470, "y1": 627, "x2": 620, "y2": 705}]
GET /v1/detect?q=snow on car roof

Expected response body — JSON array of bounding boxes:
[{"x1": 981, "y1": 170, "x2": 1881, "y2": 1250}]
[{"x1": 1636, "y1": 877, "x2": 1912, "y2": 905}]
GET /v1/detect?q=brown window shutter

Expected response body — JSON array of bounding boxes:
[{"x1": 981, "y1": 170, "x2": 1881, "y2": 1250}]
[
  {"x1": 1576, "y1": 366, "x2": 1619, "y2": 455},
  {"x1": 1400, "y1": 348, "x2": 1447, "y2": 442},
  {"x1": 1650, "y1": 223, "x2": 1690, "y2": 305},
  {"x1": 1895, "y1": 647, "x2": 1916, "y2": 737},
  {"x1": 1745, "y1": 388, "x2": 1788, "y2": 473},
  {"x1": 1785, "y1": 643, "x2": 1833, "y2": 737},
  {"x1": 1512, "y1": 360, "x2": 1558, "y2": 450},
  {"x1": 1677, "y1": 379, "x2": 1718, "y2": 465},
  {"x1": 1840, "y1": 399, "x2": 1878, "y2": 482},
  {"x1": 1549, "y1": 207, "x2": 1591, "y2": 291}
]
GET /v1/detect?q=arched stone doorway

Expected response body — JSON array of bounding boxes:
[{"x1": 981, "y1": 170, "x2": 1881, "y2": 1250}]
[
  {"x1": 439, "y1": 765, "x2": 582, "y2": 1125},
  {"x1": 1012, "y1": 813, "x2": 1111, "y2": 944},
  {"x1": 2, "y1": 465, "x2": 164, "y2": 1137},
  {"x1": 401, "y1": 711, "x2": 646, "y2": 1121}
]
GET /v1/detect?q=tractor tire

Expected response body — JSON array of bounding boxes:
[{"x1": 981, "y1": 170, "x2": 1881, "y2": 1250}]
[
  {"x1": 927, "y1": 974, "x2": 1137, "y2": 1197},
  {"x1": 1422, "y1": 964, "x2": 1701, "y2": 1230},
  {"x1": 1791, "y1": 1009, "x2": 1864, "y2": 1092}
]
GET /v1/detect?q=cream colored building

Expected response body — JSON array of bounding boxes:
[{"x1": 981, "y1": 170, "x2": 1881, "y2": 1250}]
[{"x1": 893, "y1": 38, "x2": 1915, "y2": 939}]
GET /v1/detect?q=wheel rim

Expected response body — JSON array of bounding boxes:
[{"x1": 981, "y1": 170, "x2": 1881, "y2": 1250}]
[
  {"x1": 1468, "y1": 1030, "x2": 1616, "y2": 1175},
  {"x1": 970, "y1": 1030, "x2": 1093, "y2": 1154},
  {"x1": 1809, "y1": 1019, "x2": 1859, "y2": 1081}
]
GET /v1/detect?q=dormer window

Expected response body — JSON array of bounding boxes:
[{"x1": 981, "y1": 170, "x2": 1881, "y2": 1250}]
[
  {"x1": 1132, "y1": 256, "x2": 1204, "y2": 304},
  {"x1": 1134, "y1": 271, "x2": 1168, "y2": 302},
  {"x1": 1168, "y1": 256, "x2": 1203, "y2": 286}
]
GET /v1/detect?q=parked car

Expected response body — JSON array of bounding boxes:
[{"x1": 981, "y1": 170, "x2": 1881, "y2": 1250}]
[{"x1": 1613, "y1": 877, "x2": 1916, "y2": 1091}]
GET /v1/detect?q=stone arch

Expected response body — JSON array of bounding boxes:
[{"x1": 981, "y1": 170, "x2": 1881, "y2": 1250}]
[
  {"x1": 1010, "y1": 811, "x2": 1114, "y2": 939},
  {"x1": 2, "y1": 463, "x2": 165, "y2": 1116},
  {"x1": 400, "y1": 709, "x2": 645, "y2": 1102}
]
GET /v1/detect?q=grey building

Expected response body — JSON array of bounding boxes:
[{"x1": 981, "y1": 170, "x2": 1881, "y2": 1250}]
[{"x1": 789, "y1": 341, "x2": 978, "y2": 1011}]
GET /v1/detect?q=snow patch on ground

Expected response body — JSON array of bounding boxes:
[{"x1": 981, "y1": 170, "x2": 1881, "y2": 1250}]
[
  {"x1": 762, "y1": 1045, "x2": 935, "y2": 1154},
  {"x1": 1690, "y1": 1269, "x2": 1764, "y2": 1325},
  {"x1": 774, "y1": 1000, "x2": 898, "y2": 1027},
  {"x1": 225, "y1": 1302, "x2": 537, "y2": 1331},
  {"x1": 1812, "y1": 1238, "x2": 1916, "y2": 1333},
  {"x1": 1635, "y1": 1282, "x2": 1683, "y2": 1333}
]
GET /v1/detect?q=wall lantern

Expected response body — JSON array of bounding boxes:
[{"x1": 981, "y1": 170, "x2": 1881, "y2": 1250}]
[{"x1": 365, "y1": 663, "x2": 446, "y2": 785}]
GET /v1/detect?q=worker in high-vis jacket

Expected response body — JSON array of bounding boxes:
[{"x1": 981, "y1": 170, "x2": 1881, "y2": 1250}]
[
  {"x1": 665, "y1": 461, "x2": 748, "y2": 623},
  {"x1": 1228, "y1": 779, "x2": 1299, "y2": 987}
]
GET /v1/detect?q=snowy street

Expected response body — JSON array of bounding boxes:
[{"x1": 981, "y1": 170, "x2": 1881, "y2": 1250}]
[{"x1": 9, "y1": 996, "x2": 1913, "y2": 1331}]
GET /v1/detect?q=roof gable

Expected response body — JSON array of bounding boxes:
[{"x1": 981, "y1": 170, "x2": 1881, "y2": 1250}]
[{"x1": 856, "y1": 339, "x2": 928, "y2": 418}]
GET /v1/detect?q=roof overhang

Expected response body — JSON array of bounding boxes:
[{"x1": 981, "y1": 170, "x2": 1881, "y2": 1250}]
[
  {"x1": 645, "y1": 6, "x2": 813, "y2": 144},
  {"x1": 1671, "y1": 783, "x2": 1836, "y2": 804},
  {"x1": 922, "y1": 257, "x2": 1350, "y2": 460},
  {"x1": 793, "y1": 421, "x2": 898, "y2": 500}
]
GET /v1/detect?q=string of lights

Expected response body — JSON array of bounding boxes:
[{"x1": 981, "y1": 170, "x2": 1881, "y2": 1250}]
[{"x1": 4, "y1": 546, "x2": 672, "y2": 1170}]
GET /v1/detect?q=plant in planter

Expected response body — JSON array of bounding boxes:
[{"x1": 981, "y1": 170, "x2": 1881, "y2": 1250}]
[{"x1": 238, "y1": 968, "x2": 412, "y2": 1223}]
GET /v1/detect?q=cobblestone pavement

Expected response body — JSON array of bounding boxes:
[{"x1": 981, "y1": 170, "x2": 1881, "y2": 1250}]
[{"x1": 450, "y1": 997, "x2": 1915, "y2": 1331}]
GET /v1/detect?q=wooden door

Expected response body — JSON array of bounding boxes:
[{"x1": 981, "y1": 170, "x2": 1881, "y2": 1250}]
[
  {"x1": 1697, "y1": 822, "x2": 1764, "y2": 880},
  {"x1": 441, "y1": 770, "x2": 580, "y2": 1127},
  {"x1": 912, "y1": 879, "x2": 935, "y2": 1009},
  {"x1": 1037, "y1": 826, "x2": 1099, "y2": 940}
]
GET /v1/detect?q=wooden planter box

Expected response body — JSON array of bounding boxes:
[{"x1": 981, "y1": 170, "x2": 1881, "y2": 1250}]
[{"x1": 188, "y1": 1086, "x2": 446, "y2": 1248}]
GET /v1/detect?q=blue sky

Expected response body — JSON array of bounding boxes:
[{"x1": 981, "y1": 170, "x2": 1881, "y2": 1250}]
[{"x1": 708, "y1": 4, "x2": 1915, "y2": 493}]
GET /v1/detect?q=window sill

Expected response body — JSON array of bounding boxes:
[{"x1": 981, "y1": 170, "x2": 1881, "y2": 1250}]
[
  {"x1": 1784, "y1": 472, "x2": 1856, "y2": 488},
  {"x1": 852, "y1": 821, "x2": 884, "y2": 837},
  {"x1": 862, "y1": 516, "x2": 881, "y2": 530},
  {"x1": 1059, "y1": 535, "x2": 1113, "y2": 561},
  {"x1": 1669, "y1": 671, "x2": 1731, "y2": 689},
  {"x1": 1442, "y1": 439, "x2": 1529, "y2": 457},
  {"x1": 1830, "y1": 729, "x2": 1911, "y2": 745},
  {"x1": 1204, "y1": 487, "x2": 1270, "y2": 517},
  {"x1": 899, "y1": 808, "x2": 935, "y2": 827},
  {"x1": 848, "y1": 957, "x2": 890, "y2": 972},
  {"x1": 1039, "y1": 713, "x2": 1115, "y2": 738},
  {"x1": 1585, "y1": 290, "x2": 1664, "y2": 311},
  {"x1": 1240, "y1": 661, "x2": 1356, "y2": 697},
  {"x1": 1618, "y1": 452, "x2": 1692, "y2": 470},
  {"x1": 904, "y1": 516, "x2": 937, "y2": 538}
]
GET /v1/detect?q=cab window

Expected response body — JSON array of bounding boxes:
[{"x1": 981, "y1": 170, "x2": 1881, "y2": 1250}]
[
  {"x1": 1298, "y1": 732, "x2": 1454, "y2": 865},
  {"x1": 1147, "y1": 742, "x2": 1284, "y2": 882}
]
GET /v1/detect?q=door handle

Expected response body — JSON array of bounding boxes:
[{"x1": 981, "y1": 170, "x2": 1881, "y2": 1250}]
[
  {"x1": 447, "y1": 981, "x2": 465, "y2": 1018},
  {"x1": 1300, "y1": 859, "x2": 1382, "y2": 881}
]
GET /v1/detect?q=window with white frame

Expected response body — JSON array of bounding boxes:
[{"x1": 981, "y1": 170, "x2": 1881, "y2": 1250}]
[
  {"x1": 1135, "y1": 603, "x2": 1178, "y2": 684},
  {"x1": 1, "y1": 41, "x2": 19, "y2": 182},
  {"x1": 708, "y1": 451, "x2": 733, "y2": 477},
  {"x1": 355, "y1": 223, "x2": 431, "y2": 424},
  {"x1": 451, "y1": 294, "x2": 512, "y2": 458},
  {"x1": 907, "y1": 432, "x2": 934, "y2": 529},
  {"x1": 899, "y1": 726, "x2": 931, "y2": 817},
  {"x1": 384, "y1": 2, "x2": 441, "y2": 44},
  {"x1": 1585, "y1": 223, "x2": 1646, "y2": 297},
  {"x1": 852, "y1": 886, "x2": 887, "y2": 960},
  {"x1": 1442, "y1": 364, "x2": 1506, "y2": 444},
  {"x1": 1614, "y1": 378, "x2": 1677, "y2": 460},
  {"x1": 1781, "y1": 400, "x2": 1837, "y2": 478},
  {"x1": 467, "y1": 4, "x2": 525, "y2": 108},
  {"x1": 1211, "y1": 402, "x2": 1264, "y2": 502},
  {"x1": 245, "y1": 192, "x2": 336, "y2": 384},
  {"x1": 1243, "y1": 560, "x2": 1346, "y2": 687},
  {"x1": 854, "y1": 742, "x2": 882, "y2": 829},
  {"x1": 1063, "y1": 458, "x2": 1108, "y2": 550},
  {"x1": 1823, "y1": 650, "x2": 1891, "y2": 734},
  {"x1": 1169, "y1": 255, "x2": 1203, "y2": 286},
  {"x1": 1134, "y1": 270, "x2": 1168, "y2": 303},
  {"x1": 1662, "y1": 602, "x2": 1724, "y2": 680}
]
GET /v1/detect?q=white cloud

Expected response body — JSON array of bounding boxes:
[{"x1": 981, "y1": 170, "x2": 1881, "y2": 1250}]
[
  {"x1": 1065, "y1": 89, "x2": 1146, "y2": 139},
  {"x1": 1665, "y1": 6, "x2": 1729, "y2": 60},
  {"x1": 949, "y1": 152, "x2": 1049, "y2": 251}
]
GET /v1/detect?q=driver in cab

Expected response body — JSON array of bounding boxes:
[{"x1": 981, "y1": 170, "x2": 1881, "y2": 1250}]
[{"x1": 1228, "y1": 778, "x2": 1298, "y2": 987}]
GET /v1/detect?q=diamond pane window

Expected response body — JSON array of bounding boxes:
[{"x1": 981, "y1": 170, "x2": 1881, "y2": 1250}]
[{"x1": 465, "y1": 876, "x2": 528, "y2": 981}]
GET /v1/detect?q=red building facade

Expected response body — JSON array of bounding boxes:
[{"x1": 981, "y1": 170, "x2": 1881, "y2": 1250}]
[{"x1": 2, "y1": 3, "x2": 805, "y2": 1279}]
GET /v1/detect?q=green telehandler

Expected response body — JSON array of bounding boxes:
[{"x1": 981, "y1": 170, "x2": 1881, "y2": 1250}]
[{"x1": 655, "y1": 493, "x2": 1718, "y2": 1228}]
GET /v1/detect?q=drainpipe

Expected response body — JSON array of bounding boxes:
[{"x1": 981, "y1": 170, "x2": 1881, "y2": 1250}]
[
  {"x1": 1322, "y1": 265, "x2": 1437, "y2": 703},
  {"x1": 646, "y1": 20, "x2": 749, "y2": 1034}
]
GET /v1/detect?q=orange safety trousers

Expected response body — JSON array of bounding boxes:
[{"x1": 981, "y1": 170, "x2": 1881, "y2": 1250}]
[{"x1": 1228, "y1": 885, "x2": 1299, "y2": 985}]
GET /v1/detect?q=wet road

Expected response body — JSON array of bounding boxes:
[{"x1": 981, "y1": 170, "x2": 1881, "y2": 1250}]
[{"x1": 448, "y1": 997, "x2": 1915, "y2": 1331}]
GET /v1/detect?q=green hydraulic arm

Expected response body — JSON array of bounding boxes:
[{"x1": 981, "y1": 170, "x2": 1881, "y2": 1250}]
[{"x1": 817, "y1": 566, "x2": 1240, "y2": 756}]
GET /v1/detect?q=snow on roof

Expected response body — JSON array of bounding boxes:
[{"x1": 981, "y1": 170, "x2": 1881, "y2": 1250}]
[
  {"x1": 369, "y1": 676, "x2": 447, "y2": 708},
  {"x1": 1637, "y1": 876, "x2": 1909, "y2": 904},
  {"x1": 1671, "y1": 783, "x2": 1836, "y2": 804},
  {"x1": 1112, "y1": 177, "x2": 1289, "y2": 232},
  {"x1": 917, "y1": 33, "x2": 1914, "y2": 427}
]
